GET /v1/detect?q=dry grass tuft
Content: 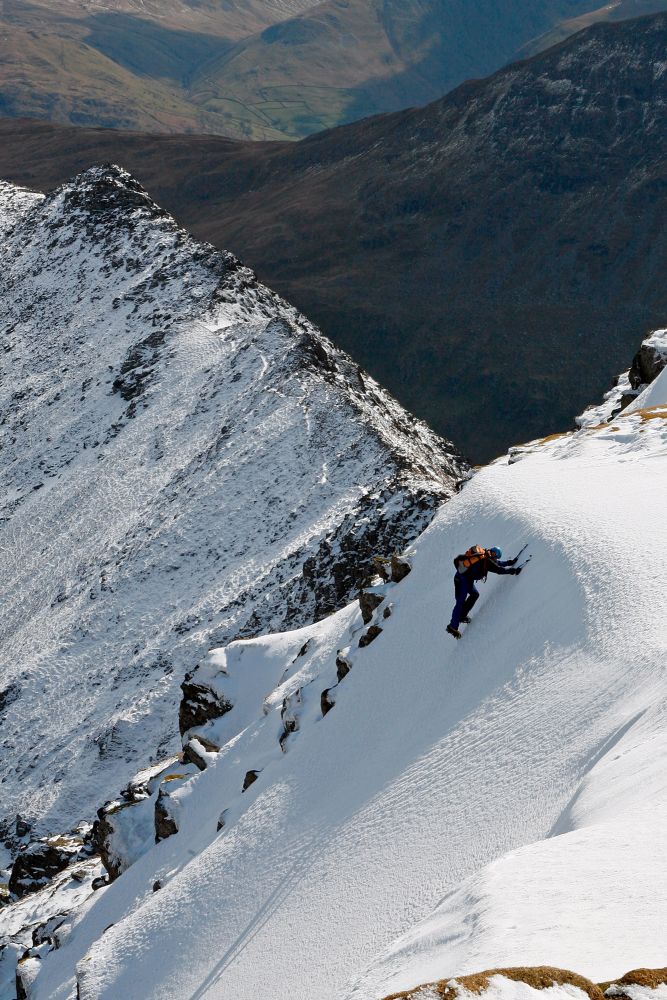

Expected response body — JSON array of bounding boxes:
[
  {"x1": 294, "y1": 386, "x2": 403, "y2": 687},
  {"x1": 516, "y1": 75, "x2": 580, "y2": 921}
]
[
  {"x1": 600, "y1": 969, "x2": 667, "y2": 997},
  {"x1": 384, "y1": 966, "x2": 605, "y2": 1000}
]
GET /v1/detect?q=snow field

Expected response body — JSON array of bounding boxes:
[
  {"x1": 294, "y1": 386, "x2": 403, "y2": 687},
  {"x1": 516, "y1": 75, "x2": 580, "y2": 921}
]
[{"x1": 26, "y1": 371, "x2": 667, "y2": 1000}]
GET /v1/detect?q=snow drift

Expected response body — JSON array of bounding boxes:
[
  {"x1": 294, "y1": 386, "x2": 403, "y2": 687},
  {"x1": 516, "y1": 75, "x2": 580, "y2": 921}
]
[{"x1": 5, "y1": 333, "x2": 664, "y2": 1000}]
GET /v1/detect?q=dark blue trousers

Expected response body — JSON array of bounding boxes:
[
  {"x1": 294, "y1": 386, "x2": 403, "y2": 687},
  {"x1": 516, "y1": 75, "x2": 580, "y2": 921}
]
[{"x1": 449, "y1": 572, "x2": 479, "y2": 629}]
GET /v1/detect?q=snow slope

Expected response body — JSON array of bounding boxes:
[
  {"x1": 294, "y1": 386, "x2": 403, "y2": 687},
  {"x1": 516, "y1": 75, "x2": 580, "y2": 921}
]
[
  {"x1": 0, "y1": 166, "x2": 464, "y2": 841},
  {"x1": 16, "y1": 337, "x2": 666, "y2": 1000}
]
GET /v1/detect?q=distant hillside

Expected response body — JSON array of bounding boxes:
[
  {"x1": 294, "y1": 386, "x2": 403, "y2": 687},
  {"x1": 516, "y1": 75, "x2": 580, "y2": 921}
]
[
  {"x1": 0, "y1": 0, "x2": 624, "y2": 139},
  {"x1": 4, "y1": 15, "x2": 667, "y2": 458}
]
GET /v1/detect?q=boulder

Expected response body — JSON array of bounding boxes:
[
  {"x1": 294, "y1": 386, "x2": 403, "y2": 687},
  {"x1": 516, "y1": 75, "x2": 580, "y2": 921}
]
[
  {"x1": 154, "y1": 788, "x2": 179, "y2": 843},
  {"x1": 178, "y1": 672, "x2": 232, "y2": 738},
  {"x1": 320, "y1": 688, "x2": 336, "y2": 717},
  {"x1": 359, "y1": 625, "x2": 383, "y2": 648},
  {"x1": 390, "y1": 554, "x2": 412, "y2": 583},
  {"x1": 242, "y1": 770, "x2": 261, "y2": 792},
  {"x1": 279, "y1": 689, "x2": 302, "y2": 749},
  {"x1": 182, "y1": 737, "x2": 214, "y2": 771},
  {"x1": 336, "y1": 654, "x2": 352, "y2": 682},
  {"x1": 8, "y1": 837, "x2": 82, "y2": 899},
  {"x1": 359, "y1": 590, "x2": 385, "y2": 625},
  {"x1": 629, "y1": 341, "x2": 667, "y2": 389},
  {"x1": 93, "y1": 802, "x2": 136, "y2": 880}
]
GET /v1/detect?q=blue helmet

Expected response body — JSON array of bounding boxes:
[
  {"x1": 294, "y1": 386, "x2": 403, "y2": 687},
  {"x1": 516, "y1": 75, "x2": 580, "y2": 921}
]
[{"x1": 489, "y1": 546, "x2": 502, "y2": 560}]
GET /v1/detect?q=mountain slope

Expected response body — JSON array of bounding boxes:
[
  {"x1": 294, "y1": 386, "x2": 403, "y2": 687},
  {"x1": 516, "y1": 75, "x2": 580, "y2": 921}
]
[
  {"x1": 0, "y1": 0, "x2": 613, "y2": 138},
  {"x1": 4, "y1": 14, "x2": 667, "y2": 459},
  {"x1": 10, "y1": 333, "x2": 666, "y2": 1000},
  {"x1": 0, "y1": 166, "x2": 464, "y2": 842}
]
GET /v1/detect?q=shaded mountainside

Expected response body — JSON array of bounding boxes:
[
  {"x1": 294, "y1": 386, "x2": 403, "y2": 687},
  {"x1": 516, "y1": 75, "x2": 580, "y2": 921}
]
[
  {"x1": 0, "y1": 165, "x2": 465, "y2": 842},
  {"x1": 0, "y1": 0, "x2": 620, "y2": 139},
  {"x1": 4, "y1": 14, "x2": 667, "y2": 458}
]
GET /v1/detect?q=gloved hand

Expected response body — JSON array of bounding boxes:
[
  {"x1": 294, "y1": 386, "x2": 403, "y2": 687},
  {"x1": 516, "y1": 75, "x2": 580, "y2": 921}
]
[{"x1": 511, "y1": 567, "x2": 522, "y2": 575}]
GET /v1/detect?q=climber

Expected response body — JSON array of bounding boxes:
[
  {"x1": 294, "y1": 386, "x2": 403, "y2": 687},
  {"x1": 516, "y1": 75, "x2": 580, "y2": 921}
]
[{"x1": 446, "y1": 545, "x2": 522, "y2": 639}]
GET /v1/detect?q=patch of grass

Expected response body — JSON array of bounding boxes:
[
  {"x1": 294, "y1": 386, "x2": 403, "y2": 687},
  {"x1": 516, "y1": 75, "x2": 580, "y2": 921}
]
[
  {"x1": 384, "y1": 966, "x2": 605, "y2": 1000},
  {"x1": 600, "y1": 969, "x2": 667, "y2": 996}
]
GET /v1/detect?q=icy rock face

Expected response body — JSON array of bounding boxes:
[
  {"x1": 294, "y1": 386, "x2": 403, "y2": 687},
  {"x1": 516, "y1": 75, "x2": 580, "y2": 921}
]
[
  {"x1": 0, "y1": 165, "x2": 466, "y2": 838},
  {"x1": 7, "y1": 838, "x2": 83, "y2": 899},
  {"x1": 577, "y1": 329, "x2": 667, "y2": 427}
]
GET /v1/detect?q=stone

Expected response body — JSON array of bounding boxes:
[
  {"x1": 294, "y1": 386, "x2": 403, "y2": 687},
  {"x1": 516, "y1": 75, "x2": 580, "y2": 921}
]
[
  {"x1": 93, "y1": 802, "x2": 136, "y2": 880},
  {"x1": 178, "y1": 673, "x2": 232, "y2": 737},
  {"x1": 182, "y1": 738, "x2": 211, "y2": 772},
  {"x1": 336, "y1": 654, "x2": 352, "y2": 682},
  {"x1": 321, "y1": 688, "x2": 336, "y2": 716},
  {"x1": 359, "y1": 590, "x2": 384, "y2": 625},
  {"x1": 390, "y1": 554, "x2": 412, "y2": 582},
  {"x1": 242, "y1": 770, "x2": 261, "y2": 792},
  {"x1": 629, "y1": 341, "x2": 667, "y2": 389},
  {"x1": 8, "y1": 837, "x2": 82, "y2": 899},
  {"x1": 15, "y1": 815, "x2": 31, "y2": 838},
  {"x1": 155, "y1": 789, "x2": 179, "y2": 843},
  {"x1": 359, "y1": 625, "x2": 383, "y2": 648}
]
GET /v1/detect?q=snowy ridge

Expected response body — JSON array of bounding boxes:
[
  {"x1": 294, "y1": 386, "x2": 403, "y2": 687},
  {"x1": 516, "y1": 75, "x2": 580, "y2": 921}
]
[
  {"x1": 8, "y1": 338, "x2": 666, "y2": 1000},
  {"x1": 577, "y1": 329, "x2": 667, "y2": 427},
  {"x1": 0, "y1": 165, "x2": 464, "y2": 846}
]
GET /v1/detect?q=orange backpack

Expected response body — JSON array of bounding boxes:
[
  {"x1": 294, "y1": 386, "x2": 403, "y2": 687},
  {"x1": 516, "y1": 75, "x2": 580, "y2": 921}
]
[{"x1": 453, "y1": 545, "x2": 488, "y2": 574}]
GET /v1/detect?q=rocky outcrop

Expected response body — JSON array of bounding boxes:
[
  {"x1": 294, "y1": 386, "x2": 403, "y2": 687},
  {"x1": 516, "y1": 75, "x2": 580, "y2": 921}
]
[
  {"x1": 242, "y1": 770, "x2": 261, "y2": 792},
  {"x1": 93, "y1": 803, "x2": 136, "y2": 881},
  {"x1": 629, "y1": 335, "x2": 667, "y2": 390},
  {"x1": 179, "y1": 673, "x2": 233, "y2": 738},
  {"x1": 359, "y1": 625, "x2": 383, "y2": 648},
  {"x1": 8, "y1": 837, "x2": 83, "y2": 899},
  {"x1": 336, "y1": 654, "x2": 352, "y2": 682},
  {"x1": 359, "y1": 590, "x2": 385, "y2": 625},
  {"x1": 182, "y1": 738, "x2": 215, "y2": 771},
  {"x1": 154, "y1": 790, "x2": 179, "y2": 843}
]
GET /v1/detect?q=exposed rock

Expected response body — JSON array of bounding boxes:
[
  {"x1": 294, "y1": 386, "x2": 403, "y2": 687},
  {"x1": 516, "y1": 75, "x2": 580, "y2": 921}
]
[
  {"x1": 359, "y1": 626, "x2": 383, "y2": 649},
  {"x1": 93, "y1": 802, "x2": 134, "y2": 880},
  {"x1": 182, "y1": 737, "x2": 214, "y2": 772},
  {"x1": 359, "y1": 590, "x2": 385, "y2": 625},
  {"x1": 383, "y1": 604, "x2": 393, "y2": 620},
  {"x1": 279, "y1": 689, "x2": 302, "y2": 751},
  {"x1": 32, "y1": 913, "x2": 68, "y2": 949},
  {"x1": 91, "y1": 875, "x2": 108, "y2": 891},
  {"x1": 242, "y1": 770, "x2": 261, "y2": 792},
  {"x1": 320, "y1": 688, "x2": 336, "y2": 717},
  {"x1": 390, "y1": 554, "x2": 412, "y2": 583},
  {"x1": 336, "y1": 654, "x2": 352, "y2": 682},
  {"x1": 15, "y1": 815, "x2": 31, "y2": 838},
  {"x1": 155, "y1": 789, "x2": 179, "y2": 843},
  {"x1": 153, "y1": 880, "x2": 162, "y2": 892},
  {"x1": 179, "y1": 673, "x2": 233, "y2": 738},
  {"x1": 8, "y1": 837, "x2": 82, "y2": 899},
  {"x1": 629, "y1": 341, "x2": 667, "y2": 390}
]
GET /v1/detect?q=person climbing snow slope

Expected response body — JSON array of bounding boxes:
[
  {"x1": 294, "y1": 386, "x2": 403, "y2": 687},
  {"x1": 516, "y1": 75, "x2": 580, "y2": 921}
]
[{"x1": 447, "y1": 545, "x2": 522, "y2": 639}]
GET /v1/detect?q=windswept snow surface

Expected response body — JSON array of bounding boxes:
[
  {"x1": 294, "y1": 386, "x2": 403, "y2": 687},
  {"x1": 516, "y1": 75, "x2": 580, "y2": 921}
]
[
  {"x1": 26, "y1": 348, "x2": 667, "y2": 1000},
  {"x1": 0, "y1": 167, "x2": 463, "y2": 838}
]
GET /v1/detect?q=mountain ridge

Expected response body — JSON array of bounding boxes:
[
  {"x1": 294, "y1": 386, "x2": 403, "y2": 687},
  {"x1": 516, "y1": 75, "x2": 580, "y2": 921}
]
[
  {"x1": 4, "y1": 13, "x2": 667, "y2": 459},
  {"x1": 0, "y1": 164, "x2": 465, "y2": 843}
]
